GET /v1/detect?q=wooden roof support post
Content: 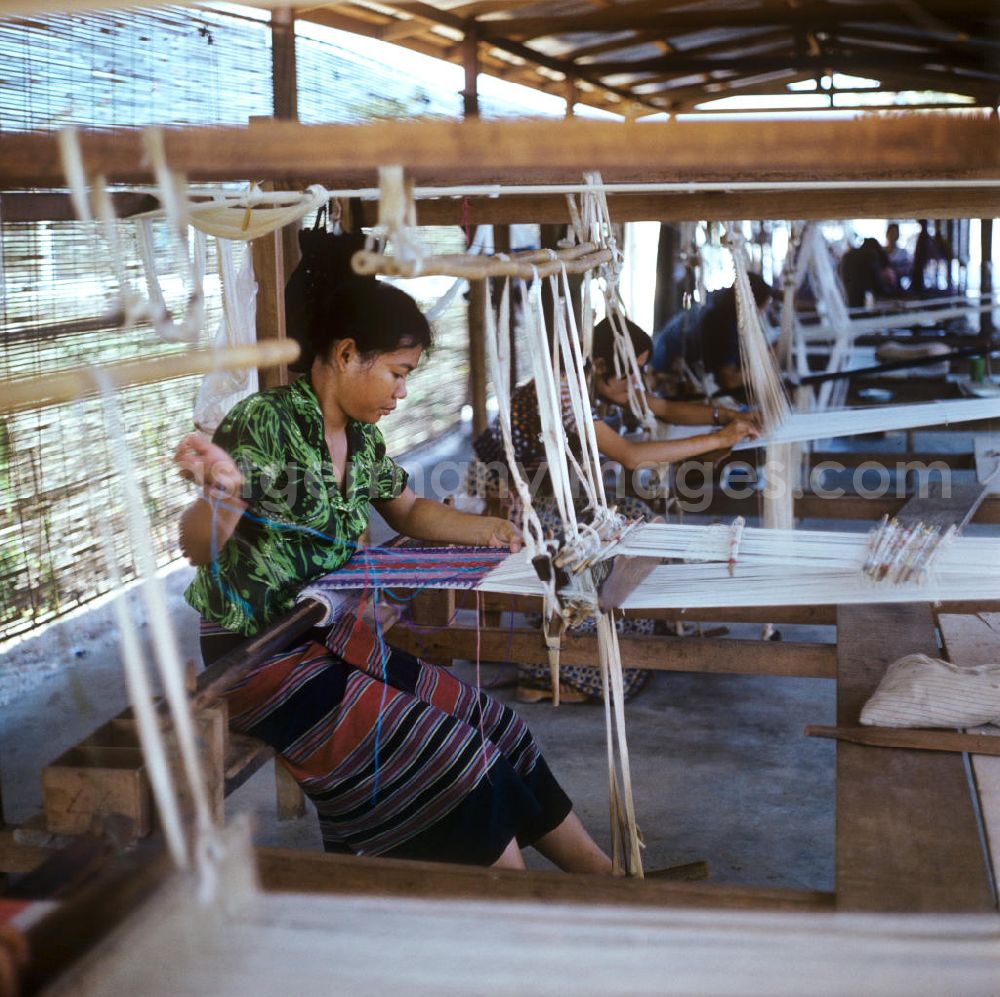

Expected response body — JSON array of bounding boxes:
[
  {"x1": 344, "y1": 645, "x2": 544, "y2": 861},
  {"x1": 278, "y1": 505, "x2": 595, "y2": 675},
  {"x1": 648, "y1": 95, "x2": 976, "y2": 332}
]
[
  {"x1": 271, "y1": 7, "x2": 297, "y2": 123},
  {"x1": 251, "y1": 219, "x2": 288, "y2": 392},
  {"x1": 462, "y1": 17, "x2": 487, "y2": 437},
  {"x1": 462, "y1": 19, "x2": 479, "y2": 119},
  {"x1": 564, "y1": 76, "x2": 578, "y2": 118},
  {"x1": 249, "y1": 10, "x2": 299, "y2": 391},
  {"x1": 468, "y1": 277, "x2": 489, "y2": 439},
  {"x1": 981, "y1": 217, "x2": 995, "y2": 376}
]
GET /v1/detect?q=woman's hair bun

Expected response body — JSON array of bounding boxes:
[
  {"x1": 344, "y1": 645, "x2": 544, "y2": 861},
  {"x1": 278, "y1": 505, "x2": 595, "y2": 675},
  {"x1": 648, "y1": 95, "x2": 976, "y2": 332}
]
[{"x1": 285, "y1": 229, "x2": 372, "y2": 372}]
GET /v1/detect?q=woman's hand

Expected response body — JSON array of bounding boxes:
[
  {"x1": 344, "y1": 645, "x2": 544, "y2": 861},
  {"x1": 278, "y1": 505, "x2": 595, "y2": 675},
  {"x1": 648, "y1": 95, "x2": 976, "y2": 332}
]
[
  {"x1": 479, "y1": 517, "x2": 523, "y2": 553},
  {"x1": 173, "y1": 432, "x2": 243, "y2": 500},
  {"x1": 717, "y1": 416, "x2": 760, "y2": 448},
  {"x1": 715, "y1": 405, "x2": 763, "y2": 432}
]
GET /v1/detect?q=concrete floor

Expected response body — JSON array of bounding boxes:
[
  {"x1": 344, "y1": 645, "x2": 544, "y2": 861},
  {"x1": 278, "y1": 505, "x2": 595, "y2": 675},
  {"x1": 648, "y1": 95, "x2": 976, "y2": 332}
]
[
  {"x1": 6, "y1": 418, "x2": 996, "y2": 892},
  {"x1": 0, "y1": 575, "x2": 837, "y2": 888}
]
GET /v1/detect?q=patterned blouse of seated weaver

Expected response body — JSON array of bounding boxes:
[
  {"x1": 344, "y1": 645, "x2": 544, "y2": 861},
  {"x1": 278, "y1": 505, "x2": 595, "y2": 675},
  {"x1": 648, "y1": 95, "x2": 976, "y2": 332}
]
[{"x1": 184, "y1": 376, "x2": 409, "y2": 636}]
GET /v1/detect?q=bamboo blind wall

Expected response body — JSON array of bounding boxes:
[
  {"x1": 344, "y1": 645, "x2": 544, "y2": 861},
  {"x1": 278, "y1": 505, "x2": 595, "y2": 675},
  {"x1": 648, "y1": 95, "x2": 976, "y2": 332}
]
[{"x1": 0, "y1": 6, "x2": 549, "y2": 642}]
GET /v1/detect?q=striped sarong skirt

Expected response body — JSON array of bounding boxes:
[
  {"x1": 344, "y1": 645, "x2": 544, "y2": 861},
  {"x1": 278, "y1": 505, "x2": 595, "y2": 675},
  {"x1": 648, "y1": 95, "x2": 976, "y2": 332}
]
[{"x1": 200, "y1": 611, "x2": 571, "y2": 865}]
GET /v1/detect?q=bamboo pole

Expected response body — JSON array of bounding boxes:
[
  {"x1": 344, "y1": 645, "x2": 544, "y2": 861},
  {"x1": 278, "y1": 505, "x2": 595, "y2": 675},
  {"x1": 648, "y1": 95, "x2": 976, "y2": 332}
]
[{"x1": 1, "y1": 339, "x2": 300, "y2": 416}]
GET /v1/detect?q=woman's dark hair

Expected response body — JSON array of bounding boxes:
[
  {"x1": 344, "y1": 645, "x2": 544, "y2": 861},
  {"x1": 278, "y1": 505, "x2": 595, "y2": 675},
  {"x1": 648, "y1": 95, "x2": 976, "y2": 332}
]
[
  {"x1": 286, "y1": 228, "x2": 432, "y2": 370},
  {"x1": 591, "y1": 316, "x2": 653, "y2": 378},
  {"x1": 310, "y1": 279, "x2": 432, "y2": 362}
]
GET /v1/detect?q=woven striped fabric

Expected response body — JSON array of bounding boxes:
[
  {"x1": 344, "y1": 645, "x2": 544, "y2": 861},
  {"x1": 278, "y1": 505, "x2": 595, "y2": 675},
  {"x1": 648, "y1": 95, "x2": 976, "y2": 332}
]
[
  {"x1": 305, "y1": 546, "x2": 509, "y2": 593},
  {"x1": 201, "y1": 611, "x2": 569, "y2": 860}
]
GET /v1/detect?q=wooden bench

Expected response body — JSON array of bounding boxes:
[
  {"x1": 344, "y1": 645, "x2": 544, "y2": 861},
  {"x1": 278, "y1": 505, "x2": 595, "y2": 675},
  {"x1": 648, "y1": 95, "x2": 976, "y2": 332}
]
[
  {"x1": 833, "y1": 480, "x2": 998, "y2": 911},
  {"x1": 834, "y1": 603, "x2": 995, "y2": 911}
]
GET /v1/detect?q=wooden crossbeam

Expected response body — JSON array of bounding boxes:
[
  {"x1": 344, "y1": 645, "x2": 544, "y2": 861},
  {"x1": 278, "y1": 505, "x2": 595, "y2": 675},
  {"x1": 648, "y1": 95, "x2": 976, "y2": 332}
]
[
  {"x1": 2, "y1": 116, "x2": 997, "y2": 188},
  {"x1": 256, "y1": 847, "x2": 835, "y2": 912},
  {"x1": 700, "y1": 492, "x2": 1000, "y2": 524},
  {"x1": 368, "y1": 186, "x2": 1000, "y2": 226},
  {"x1": 11, "y1": 185, "x2": 995, "y2": 227},
  {"x1": 388, "y1": 627, "x2": 837, "y2": 679}
]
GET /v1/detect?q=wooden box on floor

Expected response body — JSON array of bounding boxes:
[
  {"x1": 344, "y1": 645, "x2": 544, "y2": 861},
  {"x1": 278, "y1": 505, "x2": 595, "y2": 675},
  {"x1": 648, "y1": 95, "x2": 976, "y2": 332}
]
[{"x1": 41, "y1": 705, "x2": 228, "y2": 837}]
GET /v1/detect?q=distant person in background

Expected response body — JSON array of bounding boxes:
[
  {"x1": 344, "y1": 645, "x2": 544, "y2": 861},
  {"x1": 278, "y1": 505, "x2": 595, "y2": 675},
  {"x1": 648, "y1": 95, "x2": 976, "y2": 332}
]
[
  {"x1": 839, "y1": 237, "x2": 894, "y2": 309},
  {"x1": 651, "y1": 273, "x2": 779, "y2": 394},
  {"x1": 884, "y1": 222, "x2": 911, "y2": 293}
]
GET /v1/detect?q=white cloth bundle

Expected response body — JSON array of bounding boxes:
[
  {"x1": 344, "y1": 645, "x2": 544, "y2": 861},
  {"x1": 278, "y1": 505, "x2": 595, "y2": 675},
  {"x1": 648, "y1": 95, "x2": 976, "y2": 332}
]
[{"x1": 860, "y1": 653, "x2": 1000, "y2": 728}]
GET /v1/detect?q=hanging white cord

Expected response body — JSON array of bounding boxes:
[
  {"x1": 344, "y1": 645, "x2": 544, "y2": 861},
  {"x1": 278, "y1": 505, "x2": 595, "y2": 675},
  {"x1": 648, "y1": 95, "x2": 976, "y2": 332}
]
[
  {"x1": 581, "y1": 171, "x2": 656, "y2": 431},
  {"x1": 549, "y1": 274, "x2": 602, "y2": 516},
  {"x1": 559, "y1": 265, "x2": 611, "y2": 511},
  {"x1": 806, "y1": 224, "x2": 855, "y2": 411},
  {"x1": 95, "y1": 515, "x2": 190, "y2": 868},
  {"x1": 598, "y1": 613, "x2": 644, "y2": 877},
  {"x1": 57, "y1": 128, "x2": 163, "y2": 329},
  {"x1": 142, "y1": 128, "x2": 205, "y2": 343},
  {"x1": 92, "y1": 371, "x2": 216, "y2": 865},
  {"x1": 727, "y1": 225, "x2": 792, "y2": 433},
  {"x1": 520, "y1": 274, "x2": 579, "y2": 537},
  {"x1": 482, "y1": 278, "x2": 546, "y2": 556}
]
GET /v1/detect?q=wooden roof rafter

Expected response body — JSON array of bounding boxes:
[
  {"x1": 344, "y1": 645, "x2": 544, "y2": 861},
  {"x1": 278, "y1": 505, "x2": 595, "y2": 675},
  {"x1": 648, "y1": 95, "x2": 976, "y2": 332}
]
[{"x1": 298, "y1": 1, "x2": 999, "y2": 118}]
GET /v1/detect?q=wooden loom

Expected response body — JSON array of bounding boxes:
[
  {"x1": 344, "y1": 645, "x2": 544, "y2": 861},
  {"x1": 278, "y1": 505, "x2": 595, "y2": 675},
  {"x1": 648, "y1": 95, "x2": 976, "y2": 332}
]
[{"x1": 3, "y1": 113, "x2": 1000, "y2": 991}]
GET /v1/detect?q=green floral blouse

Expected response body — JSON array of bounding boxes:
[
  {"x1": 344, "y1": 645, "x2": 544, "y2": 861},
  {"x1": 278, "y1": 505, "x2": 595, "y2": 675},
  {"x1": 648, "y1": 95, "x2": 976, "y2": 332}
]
[{"x1": 184, "y1": 377, "x2": 409, "y2": 636}]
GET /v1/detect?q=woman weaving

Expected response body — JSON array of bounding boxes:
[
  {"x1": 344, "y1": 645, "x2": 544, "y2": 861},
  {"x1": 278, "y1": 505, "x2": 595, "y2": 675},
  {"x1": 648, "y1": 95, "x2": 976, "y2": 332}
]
[
  {"x1": 471, "y1": 315, "x2": 759, "y2": 702},
  {"x1": 174, "y1": 262, "x2": 611, "y2": 873}
]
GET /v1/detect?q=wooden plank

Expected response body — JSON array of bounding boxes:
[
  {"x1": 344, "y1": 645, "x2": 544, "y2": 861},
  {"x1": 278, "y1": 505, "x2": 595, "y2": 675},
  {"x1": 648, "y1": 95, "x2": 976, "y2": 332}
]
[
  {"x1": 0, "y1": 190, "x2": 159, "y2": 222},
  {"x1": 42, "y1": 747, "x2": 150, "y2": 837},
  {"x1": 224, "y1": 735, "x2": 273, "y2": 797},
  {"x1": 895, "y1": 479, "x2": 989, "y2": 530},
  {"x1": 355, "y1": 186, "x2": 1000, "y2": 226},
  {"x1": 938, "y1": 613, "x2": 1000, "y2": 906},
  {"x1": 255, "y1": 847, "x2": 834, "y2": 912},
  {"x1": 407, "y1": 586, "x2": 455, "y2": 629},
  {"x1": 702, "y1": 492, "x2": 1000, "y2": 524},
  {"x1": 809, "y1": 450, "x2": 971, "y2": 470},
  {"x1": 835, "y1": 603, "x2": 994, "y2": 911},
  {"x1": 597, "y1": 555, "x2": 658, "y2": 613},
  {"x1": 2, "y1": 116, "x2": 997, "y2": 187},
  {"x1": 479, "y1": 591, "x2": 841, "y2": 624},
  {"x1": 389, "y1": 627, "x2": 837, "y2": 678},
  {"x1": 807, "y1": 724, "x2": 1000, "y2": 756},
  {"x1": 275, "y1": 759, "x2": 306, "y2": 822}
]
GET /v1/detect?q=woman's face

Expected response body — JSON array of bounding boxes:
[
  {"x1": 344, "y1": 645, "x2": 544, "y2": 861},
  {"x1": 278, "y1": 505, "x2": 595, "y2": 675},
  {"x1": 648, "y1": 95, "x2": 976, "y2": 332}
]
[
  {"x1": 597, "y1": 349, "x2": 650, "y2": 405},
  {"x1": 334, "y1": 343, "x2": 423, "y2": 424}
]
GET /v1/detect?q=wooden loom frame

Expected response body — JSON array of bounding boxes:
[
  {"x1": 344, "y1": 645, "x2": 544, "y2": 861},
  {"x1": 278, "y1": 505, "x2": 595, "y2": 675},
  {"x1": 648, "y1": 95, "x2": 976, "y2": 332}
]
[{"x1": 3, "y1": 112, "x2": 1000, "y2": 990}]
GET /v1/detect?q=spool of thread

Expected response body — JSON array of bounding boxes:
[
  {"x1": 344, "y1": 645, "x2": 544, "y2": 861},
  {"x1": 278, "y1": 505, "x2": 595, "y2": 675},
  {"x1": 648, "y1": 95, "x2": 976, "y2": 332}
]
[{"x1": 970, "y1": 355, "x2": 987, "y2": 383}]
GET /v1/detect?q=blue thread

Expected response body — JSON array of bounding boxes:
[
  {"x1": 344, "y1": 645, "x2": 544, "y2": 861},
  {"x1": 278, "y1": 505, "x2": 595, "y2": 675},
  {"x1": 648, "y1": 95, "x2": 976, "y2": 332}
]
[
  {"x1": 368, "y1": 551, "x2": 392, "y2": 805},
  {"x1": 207, "y1": 495, "x2": 495, "y2": 611},
  {"x1": 205, "y1": 496, "x2": 508, "y2": 805}
]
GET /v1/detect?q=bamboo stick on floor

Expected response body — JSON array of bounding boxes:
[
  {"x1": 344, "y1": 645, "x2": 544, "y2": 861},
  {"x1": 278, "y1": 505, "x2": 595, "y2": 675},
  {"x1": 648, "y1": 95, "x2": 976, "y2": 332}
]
[{"x1": 805, "y1": 724, "x2": 1000, "y2": 756}]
